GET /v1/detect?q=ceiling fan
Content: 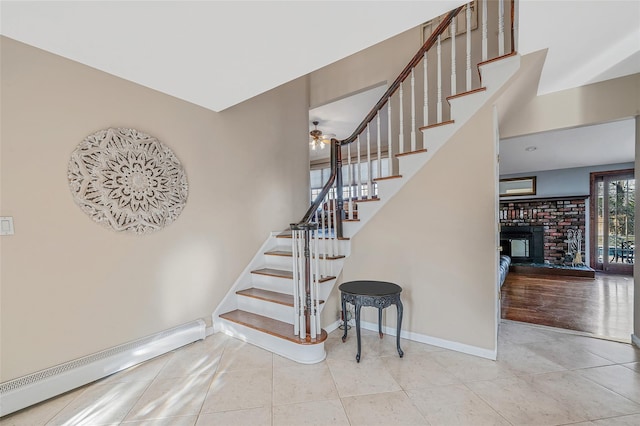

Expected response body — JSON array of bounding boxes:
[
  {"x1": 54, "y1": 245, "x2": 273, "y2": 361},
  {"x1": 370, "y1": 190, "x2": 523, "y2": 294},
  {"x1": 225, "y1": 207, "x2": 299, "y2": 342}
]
[{"x1": 309, "y1": 121, "x2": 335, "y2": 150}]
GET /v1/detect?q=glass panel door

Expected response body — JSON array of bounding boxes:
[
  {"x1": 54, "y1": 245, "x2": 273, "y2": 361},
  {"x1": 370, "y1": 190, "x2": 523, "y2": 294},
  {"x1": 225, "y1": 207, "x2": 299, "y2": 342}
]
[{"x1": 593, "y1": 171, "x2": 635, "y2": 274}]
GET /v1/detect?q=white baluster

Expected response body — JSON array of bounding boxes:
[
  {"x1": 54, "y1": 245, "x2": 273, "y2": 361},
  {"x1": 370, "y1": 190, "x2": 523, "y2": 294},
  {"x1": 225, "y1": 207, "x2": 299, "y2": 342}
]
[
  {"x1": 410, "y1": 68, "x2": 416, "y2": 152},
  {"x1": 313, "y1": 234, "x2": 321, "y2": 338},
  {"x1": 297, "y1": 232, "x2": 306, "y2": 339},
  {"x1": 331, "y1": 184, "x2": 338, "y2": 255},
  {"x1": 482, "y1": 0, "x2": 488, "y2": 61},
  {"x1": 376, "y1": 114, "x2": 382, "y2": 178},
  {"x1": 309, "y1": 233, "x2": 318, "y2": 339},
  {"x1": 423, "y1": 51, "x2": 429, "y2": 128},
  {"x1": 451, "y1": 15, "x2": 457, "y2": 96},
  {"x1": 466, "y1": 2, "x2": 472, "y2": 92},
  {"x1": 437, "y1": 34, "x2": 443, "y2": 123},
  {"x1": 399, "y1": 83, "x2": 404, "y2": 154},
  {"x1": 347, "y1": 142, "x2": 353, "y2": 220},
  {"x1": 291, "y1": 229, "x2": 299, "y2": 336},
  {"x1": 357, "y1": 135, "x2": 362, "y2": 199},
  {"x1": 367, "y1": 124, "x2": 372, "y2": 198},
  {"x1": 498, "y1": 0, "x2": 505, "y2": 56},
  {"x1": 514, "y1": 0, "x2": 519, "y2": 52},
  {"x1": 387, "y1": 101, "x2": 393, "y2": 174},
  {"x1": 321, "y1": 194, "x2": 328, "y2": 273},
  {"x1": 326, "y1": 192, "x2": 333, "y2": 257}
]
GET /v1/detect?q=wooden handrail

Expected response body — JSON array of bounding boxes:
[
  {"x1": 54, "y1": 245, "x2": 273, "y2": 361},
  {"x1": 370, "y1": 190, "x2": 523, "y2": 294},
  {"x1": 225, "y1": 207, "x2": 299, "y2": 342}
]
[
  {"x1": 300, "y1": 138, "x2": 340, "y2": 224},
  {"x1": 339, "y1": 5, "x2": 464, "y2": 146},
  {"x1": 297, "y1": 5, "x2": 463, "y2": 228}
]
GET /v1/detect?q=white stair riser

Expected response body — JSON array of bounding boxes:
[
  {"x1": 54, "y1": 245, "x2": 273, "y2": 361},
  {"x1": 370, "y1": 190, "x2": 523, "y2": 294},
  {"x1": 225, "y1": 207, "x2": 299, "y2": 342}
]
[
  {"x1": 250, "y1": 273, "x2": 293, "y2": 293},
  {"x1": 237, "y1": 296, "x2": 294, "y2": 324},
  {"x1": 264, "y1": 254, "x2": 297, "y2": 269},
  {"x1": 217, "y1": 318, "x2": 326, "y2": 364}
]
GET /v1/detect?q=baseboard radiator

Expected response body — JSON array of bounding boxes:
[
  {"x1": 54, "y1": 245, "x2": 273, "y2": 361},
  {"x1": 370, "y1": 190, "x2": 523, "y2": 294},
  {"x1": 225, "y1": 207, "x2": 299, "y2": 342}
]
[{"x1": 0, "y1": 319, "x2": 206, "y2": 417}]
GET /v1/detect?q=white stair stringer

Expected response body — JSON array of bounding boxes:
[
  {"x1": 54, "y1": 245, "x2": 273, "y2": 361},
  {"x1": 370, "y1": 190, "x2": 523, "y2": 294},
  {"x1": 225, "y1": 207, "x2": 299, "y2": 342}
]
[
  {"x1": 342, "y1": 54, "x2": 520, "y2": 238},
  {"x1": 213, "y1": 53, "x2": 520, "y2": 363}
]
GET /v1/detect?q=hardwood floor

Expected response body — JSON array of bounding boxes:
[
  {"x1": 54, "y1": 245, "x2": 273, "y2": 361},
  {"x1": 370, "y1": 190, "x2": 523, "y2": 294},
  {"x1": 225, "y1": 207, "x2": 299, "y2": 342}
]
[{"x1": 501, "y1": 272, "x2": 634, "y2": 341}]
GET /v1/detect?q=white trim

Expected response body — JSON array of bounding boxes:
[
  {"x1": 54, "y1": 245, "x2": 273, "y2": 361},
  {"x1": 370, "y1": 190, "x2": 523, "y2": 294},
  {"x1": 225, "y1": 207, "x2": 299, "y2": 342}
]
[
  {"x1": 217, "y1": 318, "x2": 326, "y2": 364},
  {"x1": 632, "y1": 334, "x2": 640, "y2": 348},
  {"x1": 0, "y1": 319, "x2": 206, "y2": 417},
  {"x1": 359, "y1": 320, "x2": 497, "y2": 360},
  {"x1": 324, "y1": 320, "x2": 342, "y2": 334}
]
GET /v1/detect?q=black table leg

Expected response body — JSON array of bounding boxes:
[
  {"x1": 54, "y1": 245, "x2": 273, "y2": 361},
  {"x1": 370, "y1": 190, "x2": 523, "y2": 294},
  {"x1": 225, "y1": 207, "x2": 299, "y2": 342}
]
[
  {"x1": 341, "y1": 294, "x2": 348, "y2": 342},
  {"x1": 355, "y1": 303, "x2": 362, "y2": 362},
  {"x1": 396, "y1": 300, "x2": 404, "y2": 358},
  {"x1": 378, "y1": 307, "x2": 383, "y2": 338}
]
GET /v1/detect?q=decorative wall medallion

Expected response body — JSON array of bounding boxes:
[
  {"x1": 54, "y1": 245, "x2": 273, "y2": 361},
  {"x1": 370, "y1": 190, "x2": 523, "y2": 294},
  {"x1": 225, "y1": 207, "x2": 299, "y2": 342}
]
[{"x1": 68, "y1": 128, "x2": 188, "y2": 234}]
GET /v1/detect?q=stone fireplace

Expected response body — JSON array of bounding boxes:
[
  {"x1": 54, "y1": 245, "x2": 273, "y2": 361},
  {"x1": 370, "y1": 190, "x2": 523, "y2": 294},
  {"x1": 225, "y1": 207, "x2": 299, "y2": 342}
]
[
  {"x1": 499, "y1": 197, "x2": 587, "y2": 265},
  {"x1": 500, "y1": 225, "x2": 545, "y2": 263}
]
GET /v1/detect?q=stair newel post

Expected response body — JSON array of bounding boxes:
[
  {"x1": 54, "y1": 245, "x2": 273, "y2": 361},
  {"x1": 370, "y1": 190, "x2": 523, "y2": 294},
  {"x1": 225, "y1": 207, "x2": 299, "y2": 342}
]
[
  {"x1": 334, "y1": 138, "x2": 344, "y2": 239},
  {"x1": 303, "y1": 225, "x2": 312, "y2": 341}
]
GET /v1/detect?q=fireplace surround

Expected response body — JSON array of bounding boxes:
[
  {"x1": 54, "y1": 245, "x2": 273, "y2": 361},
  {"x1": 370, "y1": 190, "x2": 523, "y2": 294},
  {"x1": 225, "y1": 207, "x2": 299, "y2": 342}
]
[{"x1": 500, "y1": 225, "x2": 545, "y2": 264}]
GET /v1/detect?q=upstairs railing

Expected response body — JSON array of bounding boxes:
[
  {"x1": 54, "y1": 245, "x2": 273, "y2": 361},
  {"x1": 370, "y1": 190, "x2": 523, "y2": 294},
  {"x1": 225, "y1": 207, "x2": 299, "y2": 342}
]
[{"x1": 292, "y1": 0, "x2": 516, "y2": 341}]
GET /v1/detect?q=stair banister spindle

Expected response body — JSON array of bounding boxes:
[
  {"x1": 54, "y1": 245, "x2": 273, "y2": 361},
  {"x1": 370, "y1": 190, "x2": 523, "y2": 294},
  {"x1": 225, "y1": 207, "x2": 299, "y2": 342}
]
[
  {"x1": 291, "y1": 228, "x2": 300, "y2": 336},
  {"x1": 466, "y1": 2, "x2": 472, "y2": 92},
  {"x1": 423, "y1": 51, "x2": 429, "y2": 128},
  {"x1": 303, "y1": 226, "x2": 312, "y2": 340},
  {"x1": 347, "y1": 142, "x2": 354, "y2": 220},
  {"x1": 387, "y1": 101, "x2": 393, "y2": 174},
  {"x1": 512, "y1": 0, "x2": 518, "y2": 53},
  {"x1": 376, "y1": 114, "x2": 382, "y2": 178},
  {"x1": 437, "y1": 34, "x2": 443, "y2": 123},
  {"x1": 338, "y1": 6, "x2": 463, "y2": 146},
  {"x1": 451, "y1": 15, "x2": 457, "y2": 96},
  {"x1": 334, "y1": 140, "x2": 344, "y2": 239},
  {"x1": 309, "y1": 231, "x2": 318, "y2": 339},
  {"x1": 356, "y1": 135, "x2": 362, "y2": 199},
  {"x1": 498, "y1": 0, "x2": 505, "y2": 56},
  {"x1": 410, "y1": 69, "x2": 416, "y2": 151},
  {"x1": 366, "y1": 124, "x2": 372, "y2": 197},
  {"x1": 482, "y1": 0, "x2": 488, "y2": 61},
  {"x1": 399, "y1": 83, "x2": 404, "y2": 154}
]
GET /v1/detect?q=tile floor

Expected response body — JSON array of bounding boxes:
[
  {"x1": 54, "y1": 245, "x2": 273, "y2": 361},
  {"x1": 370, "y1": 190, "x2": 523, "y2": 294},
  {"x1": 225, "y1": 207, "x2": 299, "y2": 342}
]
[{"x1": 3, "y1": 321, "x2": 640, "y2": 425}]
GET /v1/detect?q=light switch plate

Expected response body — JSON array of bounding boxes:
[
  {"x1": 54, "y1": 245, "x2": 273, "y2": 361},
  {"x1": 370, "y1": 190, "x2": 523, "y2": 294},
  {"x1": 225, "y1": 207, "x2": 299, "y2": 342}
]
[{"x1": 1, "y1": 217, "x2": 15, "y2": 235}]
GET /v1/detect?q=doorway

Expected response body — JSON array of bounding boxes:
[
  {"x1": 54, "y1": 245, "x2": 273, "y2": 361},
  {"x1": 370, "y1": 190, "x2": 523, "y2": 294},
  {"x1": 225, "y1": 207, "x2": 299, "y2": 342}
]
[{"x1": 590, "y1": 169, "x2": 635, "y2": 275}]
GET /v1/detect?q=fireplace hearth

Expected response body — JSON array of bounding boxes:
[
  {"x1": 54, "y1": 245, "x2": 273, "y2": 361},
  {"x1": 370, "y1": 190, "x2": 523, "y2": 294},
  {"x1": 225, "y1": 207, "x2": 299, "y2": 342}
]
[{"x1": 500, "y1": 226, "x2": 544, "y2": 264}]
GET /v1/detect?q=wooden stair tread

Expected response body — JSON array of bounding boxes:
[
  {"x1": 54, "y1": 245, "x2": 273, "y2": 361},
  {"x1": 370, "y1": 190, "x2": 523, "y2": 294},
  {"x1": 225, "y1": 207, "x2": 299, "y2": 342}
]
[
  {"x1": 237, "y1": 288, "x2": 293, "y2": 305},
  {"x1": 276, "y1": 233, "x2": 350, "y2": 241},
  {"x1": 396, "y1": 149, "x2": 428, "y2": 158},
  {"x1": 419, "y1": 120, "x2": 454, "y2": 132},
  {"x1": 374, "y1": 175, "x2": 403, "y2": 182},
  {"x1": 252, "y1": 268, "x2": 293, "y2": 279},
  {"x1": 264, "y1": 249, "x2": 294, "y2": 257},
  {"x1": 353, "y1": 197, "x2": 380, "y2": 203},
  {"x1": 251, "y1": 268, "x2": 336, "y2": 282},
  {"x1": 220, "y1": 310, "x2": 328, "y2": 345},
  {"x1": 237, "y1": 287, "x2": 325, "y2": 306},
  {"x1": 264, "y1": 250, "x2": 345, "y2": 260},
  {"x1": 447, "y1": 87, "x2": 487, "y2": 101}
]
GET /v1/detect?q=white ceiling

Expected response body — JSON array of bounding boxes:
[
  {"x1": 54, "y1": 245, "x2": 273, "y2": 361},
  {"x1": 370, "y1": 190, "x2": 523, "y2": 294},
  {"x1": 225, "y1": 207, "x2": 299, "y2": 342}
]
[
  {"x1": 0, "y1": 0, "x2": 463, "y2": 112},
  {"x1": 2, "y1": 1, "x2": 639, "y2": 173},
  {"x1": 500, "y1": 119, "x2": 636, "y2": 175}
]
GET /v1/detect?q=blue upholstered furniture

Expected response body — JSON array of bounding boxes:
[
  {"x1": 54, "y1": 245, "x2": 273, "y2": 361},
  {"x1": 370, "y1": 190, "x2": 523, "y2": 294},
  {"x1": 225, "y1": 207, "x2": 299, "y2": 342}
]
[{"x1": 499, "y1": 255, "x2": 511, "y2": 287}]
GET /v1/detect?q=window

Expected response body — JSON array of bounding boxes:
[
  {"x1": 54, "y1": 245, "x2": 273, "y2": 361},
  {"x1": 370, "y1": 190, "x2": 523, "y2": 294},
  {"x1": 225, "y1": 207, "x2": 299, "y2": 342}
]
[{"x1": 310, "y1": 158, "x2": 388, "y2": 201}]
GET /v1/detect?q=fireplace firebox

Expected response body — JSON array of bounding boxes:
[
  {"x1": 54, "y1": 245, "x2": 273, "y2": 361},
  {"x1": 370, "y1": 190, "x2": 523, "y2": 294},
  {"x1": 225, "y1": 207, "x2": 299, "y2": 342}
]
[{"x1": 500, "y1": 226, "x2": 544, "y2": 264}]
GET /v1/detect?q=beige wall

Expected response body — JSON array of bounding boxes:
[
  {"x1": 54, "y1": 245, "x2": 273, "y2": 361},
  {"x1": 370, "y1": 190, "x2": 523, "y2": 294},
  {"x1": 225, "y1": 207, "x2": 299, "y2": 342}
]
[
  {"x1": 501, "y1": 72, "x2": 640, "y2": 139},
  {"x1": 341, "y1": 104, "x2": 498, "y2": 351},
  {"x1": 0, "y1": 37, "x2": 310, "y2": 381},
  {"x1": 635, "y1": 115, "x2": 640, "y2": 342}
]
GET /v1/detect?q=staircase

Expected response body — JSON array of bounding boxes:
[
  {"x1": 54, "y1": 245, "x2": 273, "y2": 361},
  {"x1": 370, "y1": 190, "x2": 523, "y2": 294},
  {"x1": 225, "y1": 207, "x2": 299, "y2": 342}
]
[{"x1": 213, "y1": 0, "x2": 520, "y2": 363}]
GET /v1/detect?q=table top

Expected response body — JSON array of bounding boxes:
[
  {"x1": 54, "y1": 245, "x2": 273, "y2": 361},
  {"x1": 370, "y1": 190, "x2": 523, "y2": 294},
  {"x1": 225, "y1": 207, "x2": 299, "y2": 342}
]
[{"x1": 339, "y1": 280, "x2": 402, "y2": 296}]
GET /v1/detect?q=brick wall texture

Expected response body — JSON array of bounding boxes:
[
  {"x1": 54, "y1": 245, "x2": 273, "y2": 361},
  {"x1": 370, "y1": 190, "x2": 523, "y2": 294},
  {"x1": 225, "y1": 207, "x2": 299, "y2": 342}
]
[{"x1": 499, "y1": 198, "x2": 586, "y2": 265}]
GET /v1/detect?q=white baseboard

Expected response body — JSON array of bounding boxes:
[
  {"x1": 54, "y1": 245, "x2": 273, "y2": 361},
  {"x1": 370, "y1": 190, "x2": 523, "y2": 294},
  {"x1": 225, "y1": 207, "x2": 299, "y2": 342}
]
[
  {"x1": 0, "y1": 319, "x2": 206, "y2": 417},
  {"x1": 359, "y1": 320, "x2": 497, "y2": 360},
  {"x1": 324, "y1": 320, "x2": 342, "y2": 334}
]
